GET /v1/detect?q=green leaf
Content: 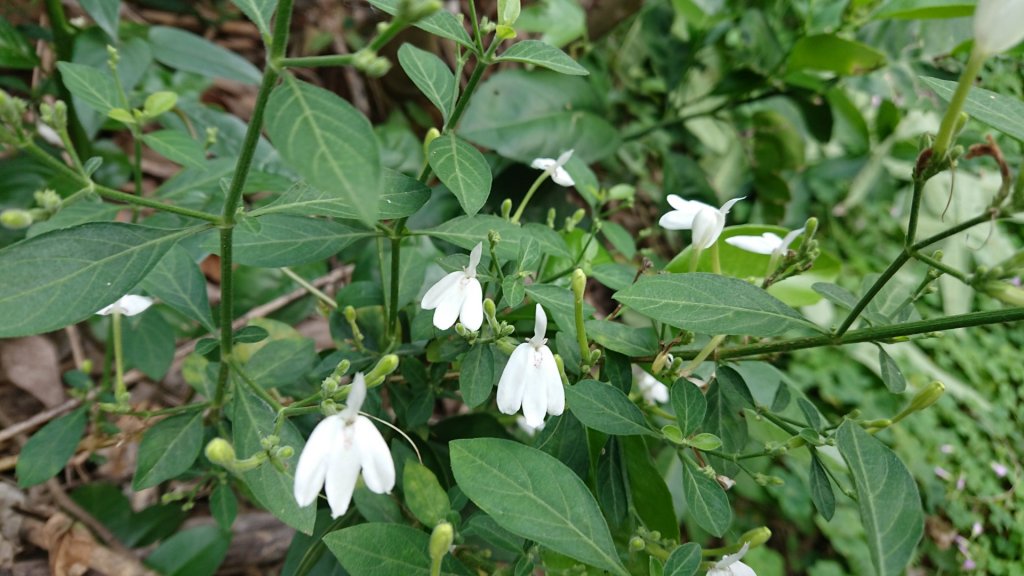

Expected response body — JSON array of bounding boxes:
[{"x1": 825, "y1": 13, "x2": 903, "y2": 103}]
[
  {"x1": 450, "y1": 438, "x2": 628, "y2": 575},
  {"x1": 499, "y1": 0, "x2": 521, "y2": 25},
  {"x1": 664, "y1": 542, "x2": 701, "y2": 576},
  {"x1": 230, "y1": 215, "x2": 371, "y2": 267},
  {"x1": 922, "y1": 76, "x2": 1024, "y2": 142},
  {"x1": 614, "y1": 273, "x2": 815, "y2": 337},
  {"x1": 809, "y1": 455, "x2": 836, "y2": 521},
  {"x1": 837, "y1": 421, "x2": 923, "y2": 576},
  {"x1": 877, "y1": 346, "x2": 906, "y2": 393},
  {"x1": 133, "y1": 411, "x2": 205, "y2": 490},
  {"x1": 566, "y1": 379, "x2": 654, "y2": 437},
  {"x1": 365, "y1": 0, "x2": 474, "y2": 49},
  {"x1": 873, "y1": 0, "x2": 974, "y2": 19},
  {"x1": 324, "y1": 523, "x2": 472, "y2": 576},
  {"x1": 255, "y1": 169, "x2": 428, "y2": 221},
  {"x1": 145, "y1": 524, "x2": 231, "y2": 576},
  {"x1": 264, "y1": 77, "x2": 381, "y2": 225},
  {"x1": 622, "y1": 436, "x2": 678, "y2": 539},
  {"x1": 80, "y1": 0, "x2": 121, "y2": 40},
  {"x1": 230, "y1": 385, "x2": 315, "y2": 534},
  {"x1": 123, "y1": 311, "x2": 175, "y2": 380},
  {"x1": 140, "y1": 246, "x2": 216, "y2": 332},
  {"x1": 210, "y1": 485, "x2": 238, "y2": 532},
  {"x1": 680, "y1": 456, "x2": 732, "y2": 537},
  {"x1": 56, "y1": 61, "x2": 121, "y2": 114},
  {"x1": 16, "y1": 408, "x2": 87, "y2": 487},
  {"x1": 671, "y1": 380, "x2": 706, "y2": 437},
  {"x1": 812, "y1": 282, "x2": 887, "y2": 326},
  {"x1": 149, "y1": 26, "x2": 261, "y2": 84},
  {"x1": 788, "y1": 34, "x2": 887, "y2": 76},
  {"x1": 584, "y1": 320, "x2": 658, "y2": 356},
  {"x1": 496, "y1": 40, "x2": 588, "y2": 76},
  {"x1": 460, "y1": 344, "x2": 495, "y2": 408},
  {"x1": 0, "y1": 223, "x2": 193, "y2": 338},
  {"x1": 428, "y1": 133, "x2": 493, "y2": 217},
  {"x1": 702, "y1": 368, "x2": 752, "y2": 477},
  {"x1": 143, "y1": 130, "x2": 207, "y2": 168},
  {"x1": 231, "y1": 0, "x2": 277, "y2": 37},
  {"x1": 238, "y1": 338, "x2": 316, "y2": 389},
  {"x1": 403, "y1": 462, "x2": 451, "y2": 527},
  {"x1": 0, "y1": 18, "x2": 40, "y2": 68},
  {"x1": 596, "y1": 439, "x2": 629, "y2": 527},
  {"x1": 426, "y1": 214, "x2": 527, "y2": 260},
  {"x1": 398, "y1": 43, "x2": 456, "y2": 122},
  {"x1": 460, "y1": 70, "x2": 619, "y2": 163}
]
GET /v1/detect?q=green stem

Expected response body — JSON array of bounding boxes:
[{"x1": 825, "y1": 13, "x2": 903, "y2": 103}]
[
  {"x1": 214, "y1": 0, "x2": 295, "y2": 411},
  {"x1": 675, "y1": 307, "x2": 1024, "y2": 361},
  {"x1": 388, "y1": 235, "x2": 402, "y2": 344},
  {"x1": 280, "y1": 54, "x2": 354, "y2": 68},
  {"x1": 835, "y1": 252, "x2": 910, "y2": 336},
  {"x1": 904, "y1": 177, "x2": 926, "y2": 248},
  {"x1": 443, "y1": 38, "x2": 501, "y2": 133},
  {"x1": 43, "y1": 0, "x2": 89, "y2": 157},
  {"x1": 112, "y1": 310, "x2": 126, "y2": 404},
  {"x1": 681, "y1": 334, "x2": 726, "y2": 375},
  {"x1": 912, "y1": 252, "x2": 970, "y2": 283},
  {"x1": 689, "y1": 247, "x2": 703, "y2": 273},
  {"x1": 230, "y1": 359, "x2": 283, "y2": 410},
  {"x1": 23, "y1": 143, "x2": 221, "y2": 222},
  {"x1": 710, "y1": 242, "x2": 721, "y2": 274},
  {"x1": 510, "y1": 172, "x2": 549, "y2": 224},
  {"x1": 932, "y1": 51, "x2": 985, "y2": 161},
  {"x1": 281, "y1": 267, "x2": 337, "y2": 309}
]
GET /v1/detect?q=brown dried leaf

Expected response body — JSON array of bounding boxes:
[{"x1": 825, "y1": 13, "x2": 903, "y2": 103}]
[{"x1": 0, "y1": 336, "x2": 66, "y2": 408}]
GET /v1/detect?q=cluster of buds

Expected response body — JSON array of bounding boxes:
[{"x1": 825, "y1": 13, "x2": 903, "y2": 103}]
[
  {"x1": 0, "y1": 90, "x2": 29, "y2": 146},
  {"x1": 1, "y1": 189, "x2": 63, "y2": 230}
]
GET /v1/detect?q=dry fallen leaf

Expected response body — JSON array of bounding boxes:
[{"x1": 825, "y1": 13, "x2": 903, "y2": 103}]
[{"x1": 0, "y1": 336, "x2": 66, "y2": 408}]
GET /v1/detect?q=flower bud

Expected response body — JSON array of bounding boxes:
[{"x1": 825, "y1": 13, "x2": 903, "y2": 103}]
[
  {"x1": 483, "y1": 298, "x2": 497, "y2": 318},
  {"x1": 106, "y1": 44, "x2": 120, "y2": 68},
  {"x1": 0, "y1": 209, "x2": 33, "y2": 229},
  {"x1": 894, "y1": 381, "x2": 945, "y2": 422},
  {"x1": 571, "y1": 269, "x2": 586, "y2": 300},
  {"x1": 628, "y1": 536, "x2": 646, "y2": 552},
  {"x1": 365, "y1": 354, "x2": 400, "y2": 386},
  {"x1": 205, "y1": 126, "x2": 219, "y2": 148},
  {"x1": 651, "y1": 352, "x2": 670, "y2": 375},
  {"x1": 364, "y1": 56, "x2": 392, "y2": 78},
  {"x1": 205, "y1": 438, "x2": 236, "y2": 467},
  {"x1": 981, "y1": 281, "x2": 1024, "y2": 306},
  {"x1": 423, "y1": 127, "x2": 440, "y2": 156},
  {"x1": 546, "y1": 207, "x2": 556, "y2": 227},
  {"x1": 501, "y1": 198, "x2": 513, "y2": 219},
  {"x1": 34, "y1": 189, "x2": 61, "y2": 213},
  {"x1": 260, "y1": 435, "x2": 280, "y2": 450},
  {"x1": 331, "y1": 359, "x2": 351, "y2": 379},
  {"x1": 275, "y1": 445, "x2": 294, "y2": 460},
  {"x1": 716, "y1": 475, "x2": 736, "y2": 490},
  {"x1": 344, "y1": 305, "x2": 357, "y2": 323},
  {"x1": 429, "y1": 522, "x2": 454, "y2": 565},
  {"x1": 739, "y1": 526, "x2": 772, "y2": 549}
]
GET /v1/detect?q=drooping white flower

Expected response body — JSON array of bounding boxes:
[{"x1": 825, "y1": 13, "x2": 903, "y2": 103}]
[
  {"x1": 421, "y1": 243, "x2": 484, "y2": 331},
  {"x1": 530, "y1": 149, "x2": 575, "y2": 187},
  {"x1": 972, "y1": 0, "x2": 1024, "y2": 57},
  {"x1": 515, "y1": 415, "x2": 546, "y2": 436},
  {"x1": 659, "y1": 195, "x2": 745, "y2": 249},
  {"x1": 633, "y1": 365, "x2": 669, "y2": 405},
  {"x1": 725, "y1": 227, "x2": 805, "y2": 256},
  {"x1": 293, "y1": 373, "x2": 396, "y2": 518},
  {"x1": 96, "y1": 295, "x2": 154, "y2": 316},
  {"x1": 708, "y1": 543, "x2": 756, "y2": 576},
  {"x1": 497, "y1": 304, "x2": 565, "y2": 428}
]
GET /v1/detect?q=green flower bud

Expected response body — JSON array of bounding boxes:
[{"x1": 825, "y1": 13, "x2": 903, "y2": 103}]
[
  {"x1": 496, "y1": 24, "x2": 517, "y2": 40},
  {"x1": 501, "y1": 198, "x2": 513, "y2": 219},
  {"x1": 894, "y1": 381, "x2": 945, "y2": 422},
  {"x1": 429, "y1": 522, "x2": 454, "y2": 566},
  {"x1": 205, "y1": 438, "x2": 237, "y2": 467},
  {"x1": 546, "y1": 207, "x2": 556, "y2": 227},
  {"x1": 739, "y1": 526, "x2": 772, "y2": 548},
  {"x1": 483, "y1": 298, "x2": 497, "y2": 318},
  {"x1": 34, "y1": 189, "x2": 61, "y2": 213},
  {"x1": 344, "y1": 305, "x2": 357, "y2": 323},
  {"x1": 571, "y1": 269, "x2": 587, "y2": 300},
  {"x1": 365, "y1": 354, "x2": 400, "y2": 386},
  {"x1": 628, "y1": 536, "x2": 646, "y2": 552},
  {"x1": 205, "y1": 126, "x2": 219, "y2": 148},
  {"x1": 0, "y1": 209, "x2": 33, "y2": 229},
  {"x1": 106, "y1": 45, "x2": 120, "y2": 68},
  {"x1": 365, "y1": 56, "x2": 392, "y2": 78},
  {"x1": 982, "y1": 281, "x2": 1024, "y2": 307},
  {"x1": 275, "y1": 445, "x2": 294, "y2": 459},
  {"x1": 423, "y1": 127, "x2": 440, "y2": 156},
  {"x1": 332, "y1": 359, "x2": 351, "y2": 379},
  {"x1": 260, "y1": 435, "x2": 280, "y2": 450}
]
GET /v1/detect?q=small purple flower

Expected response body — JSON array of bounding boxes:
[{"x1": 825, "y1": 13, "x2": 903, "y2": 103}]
[
  {"x1": 934, "y1": 466, "x2": 953, "y2": 481},
  {"x1": 956, "y1": 474, "x2": 966, "y2": 491},
  {"x1": 971, "y1": 522, "x2": 983, "y2": 538},
  {"x1": 991, "y1": 462, "x2": 1008, "y2": 478},
  {"x1": 940, "y1": 444, "x2": 955, "y2": 454},
  {"x1": 963, "y1": 558, "x2": 977, "y2": 571}
]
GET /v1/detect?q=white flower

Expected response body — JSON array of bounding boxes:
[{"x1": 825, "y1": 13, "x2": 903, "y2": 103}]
[
  {"x1": 633, "y1": 365, "x2": 669, "y2": 405},
  {"x1": 497, "y1": 304, "x2": 565, "y2": 428},
  {"x1": 659, "y1": 195, "x2": 745, "y2": 249},
  {"x1": 37, "y1": 122, "x2": 62, "y2": 147},
  {"x1": 421, "y1": 242, "x2": 484, "y2": 331},
  {"x1": 973, "y1": 0, "x2": 1024, "y2": 57},
  {"x1": 530, "y1": 149, "x2": 575, "y2": 187},
  {"x1": 708, "y1": 543, "x2": 756, "y2": 576},
  {"x1": 515, "y1": 415, "x2": 546, "y2": 436},
  {"x1": 293, "y1": 373, "x2": 396, "y2": 518},
  {"x1": 725, "y1": 227, "x2": 805, "y2": 256},
  {"x1": 96, "y1": 295, "x2": 154, "y2": 316}
]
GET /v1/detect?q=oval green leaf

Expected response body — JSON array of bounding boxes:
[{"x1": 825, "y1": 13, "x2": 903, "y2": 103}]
[
  {"x1": 16, "y1": 407, "x2": 88, "y2": 487},
  {"x1": 450, "y1": 438, "x2": 628, "y2": 575},
  {"x1": 566, "y1": 379, "x2": 655, "y2": 437},
  {"x1": 324, "y1": 523, "x2": 472, "y2": 576},
  {"x1": 149, "y1": 26, "x2": 261, "y2": 84},
  {"x1": 614, "y1": 273, "x2": 816, "y2": 337},
  {"x1": 133, "y1": 410, "x2": 205, "y2": 490},
  {"x1": 398, "y1": 43, "x2": 456, "y2": 122},
  {"x1": 922, "y1": 76, "x2": 1024, "y2": 143},
  {"x1": 428, "y1": 133, "x2": 492, "y2": 217},
  {"x1": 229, "y1": 215, "x2": 371, "y2": 267},
  {"x1": 788, "y1": 34, "x2": 886, "y2": 76},
  {"x1": 496, "y1": 40, "x2": 589, "y2": 76},
  {"x1": 680, "y1": 456, "x2": 732, "y2": 537}
]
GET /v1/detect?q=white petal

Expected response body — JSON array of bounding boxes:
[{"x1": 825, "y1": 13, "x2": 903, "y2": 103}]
[
  {"x1": 324, "y1": 437, "x2": 361, "y2": 518},
  {"x1": 555, "y1": 149, "x2": 574, "y2": 167},
  {"x1": 97, "y1": 294, "x2": 154, "y2": 316},
  {"x1": 340, "y1": 373, "x2": 367, "y2": 420},
  {"x1": 293, "y1": 415, "x2": 343, "y2": 507},
  {"x1": 497, "y1": 344, "x2": 531, "y2": 415},
  {"x1": 459, "y1": 279, "x2": 484, "y2": 331},
  {"x1": 728, "y1": 561, "x2": 757, "y2": 576},
  {"x1": 974, "y1": 0, "x2": 1024, "y2": 56},
  {"x1": 540, "y1": 346, "x2": 564, "y2": 416},
  {"x1": 468, "y1": 242, "x2": 483, "y2": 272},
  {"x1": 719, "y1": 196, "x2": 746, "y2": 214},
  {"x1": 659, "y1": 210, "x2": 696, "y2": 231},
  {"x1": 520, "y1": 348, "x2": 549, "y2": 428},
  {"x1": 663, "y1": 196, "x2": 711, "y2": 226},
  {"x1": 353, "y1": 416, "x2": 396, "y2": 494},
  {"x1": 779, "y1": 227, "x2": 805, "y2": 251},
  {"x1": 533, "y1": 304, "x2": 548, "y2": 340},
  {"x1": 725, "y1": 234, "x2": 779, "y2": 255},
  {"x1": 531, "y1": 158, "x2": 556, "y2": 171},
  {"x1": 432, "y1": 279, "x2": 466, "y2": 330},
  {"x1": 691, "y1": 209, "x2": 724, "y2": 249},
  {"x1": 421, "y1": 271, "x2": 464, "y2": 310},
  {"x1": 551, "y1": 167, "x2": 575, "y2": 187},
  {"x1": 37, "y1": 122, "x2": 62, "y2": 146}
]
